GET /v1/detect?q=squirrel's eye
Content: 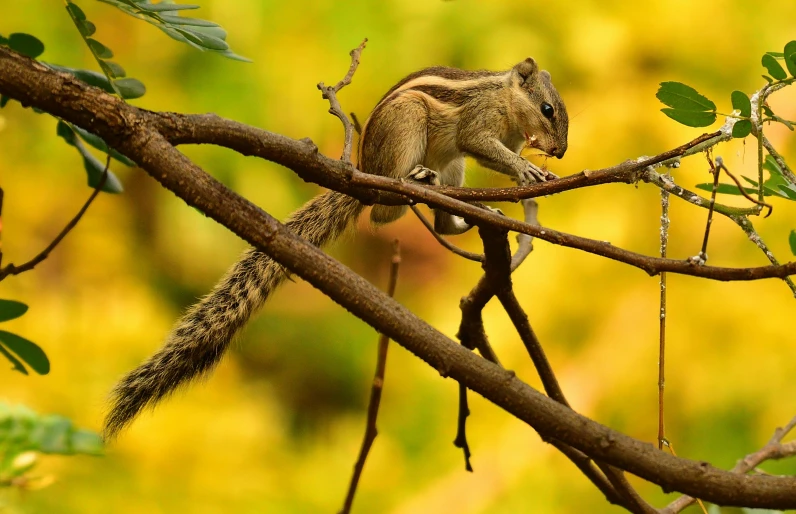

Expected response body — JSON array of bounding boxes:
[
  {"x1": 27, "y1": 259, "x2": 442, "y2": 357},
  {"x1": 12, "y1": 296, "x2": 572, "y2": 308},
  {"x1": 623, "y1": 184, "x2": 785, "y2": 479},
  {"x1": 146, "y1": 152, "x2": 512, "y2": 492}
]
[{"x1": 541, "y1": 102, "x2": 554, "y2": 119}]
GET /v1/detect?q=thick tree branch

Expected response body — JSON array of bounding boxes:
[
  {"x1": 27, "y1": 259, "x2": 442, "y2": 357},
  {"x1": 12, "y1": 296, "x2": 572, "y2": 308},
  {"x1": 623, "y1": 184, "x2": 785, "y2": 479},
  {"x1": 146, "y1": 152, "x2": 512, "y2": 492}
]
[
  {"x1": 3, "y1": 47, "x2": 794, "y2": 284},
  {"x1": 2, "y1": 46, "x2": 796, "y2": 509}
]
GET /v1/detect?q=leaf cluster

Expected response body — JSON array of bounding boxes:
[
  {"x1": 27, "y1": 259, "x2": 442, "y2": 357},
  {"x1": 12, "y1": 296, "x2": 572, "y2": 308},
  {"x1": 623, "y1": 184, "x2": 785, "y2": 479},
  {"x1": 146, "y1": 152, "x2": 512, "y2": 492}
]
[
  {"x1": 0, "y1": 402, "x2": 102, "y2": 489},
  {"x1": 0, "y1": 300, "x2": 49, "y2": 376}
]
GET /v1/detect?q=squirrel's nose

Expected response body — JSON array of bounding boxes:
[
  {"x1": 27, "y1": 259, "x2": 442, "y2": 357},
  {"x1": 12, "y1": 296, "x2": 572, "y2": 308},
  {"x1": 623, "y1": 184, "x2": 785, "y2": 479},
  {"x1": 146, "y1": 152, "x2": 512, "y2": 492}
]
[{"x1": 552, "y1": 143, "x2": 567, "y2": 159}]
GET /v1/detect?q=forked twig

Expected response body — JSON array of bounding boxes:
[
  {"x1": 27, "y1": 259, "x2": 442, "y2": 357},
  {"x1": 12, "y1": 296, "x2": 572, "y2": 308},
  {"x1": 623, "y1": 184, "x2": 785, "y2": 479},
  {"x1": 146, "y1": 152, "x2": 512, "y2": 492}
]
[
  {"x1": 340, "y1": 240, "x2": 401, "y2": 514},
  {"x1": 317, "y1": 39, "x2": 368, "y2": 163},
  {"x1": 0, "y1": 154, "x2": 110, "y2": 282},
  {"x1": 454, "y1": 199, "x2": 539, "y2": 471},
  {"x1": 662, "y1": 415, "x2": 796, "y2": 514},
  {"x1": 410, "y1": 205, "x2": 483, "y2": 263}
]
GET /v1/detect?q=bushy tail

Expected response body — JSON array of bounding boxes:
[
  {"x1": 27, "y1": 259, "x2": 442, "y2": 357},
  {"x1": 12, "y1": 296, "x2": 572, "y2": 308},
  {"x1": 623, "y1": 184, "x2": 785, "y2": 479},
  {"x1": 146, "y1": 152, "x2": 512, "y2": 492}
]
[{"x1": 104, "y1": 191, "x2": 363, "y2": 439}]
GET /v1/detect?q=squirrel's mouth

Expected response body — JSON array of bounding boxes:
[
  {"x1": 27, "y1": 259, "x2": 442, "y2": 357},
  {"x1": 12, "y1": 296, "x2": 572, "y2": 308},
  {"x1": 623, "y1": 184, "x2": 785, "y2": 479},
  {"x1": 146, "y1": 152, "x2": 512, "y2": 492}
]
[{"x1": 524, "y1": 131, "x2": 551, "y2": 157}]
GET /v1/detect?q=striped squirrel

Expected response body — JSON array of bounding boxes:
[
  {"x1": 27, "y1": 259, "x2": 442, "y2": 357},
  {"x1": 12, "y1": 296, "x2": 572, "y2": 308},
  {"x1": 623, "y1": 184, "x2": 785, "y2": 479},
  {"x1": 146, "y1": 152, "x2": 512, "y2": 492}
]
[{"x1": 104, "y1": 57, "x2": 569, "y2": 438}]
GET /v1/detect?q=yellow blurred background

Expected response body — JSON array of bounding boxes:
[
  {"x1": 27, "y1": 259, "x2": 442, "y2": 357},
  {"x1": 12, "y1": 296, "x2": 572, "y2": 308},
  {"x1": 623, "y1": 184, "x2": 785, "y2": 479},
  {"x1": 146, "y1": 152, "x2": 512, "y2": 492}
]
[{"x1": 2, "y1": 1, "x2": 796, "y2": 512}]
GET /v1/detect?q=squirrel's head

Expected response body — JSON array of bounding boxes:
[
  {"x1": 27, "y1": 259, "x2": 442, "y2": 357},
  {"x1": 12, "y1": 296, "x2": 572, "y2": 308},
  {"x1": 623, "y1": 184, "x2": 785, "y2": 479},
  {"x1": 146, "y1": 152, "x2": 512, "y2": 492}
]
[{"x1": 510, "y1": 57, "x2": 569, "y2": 159}]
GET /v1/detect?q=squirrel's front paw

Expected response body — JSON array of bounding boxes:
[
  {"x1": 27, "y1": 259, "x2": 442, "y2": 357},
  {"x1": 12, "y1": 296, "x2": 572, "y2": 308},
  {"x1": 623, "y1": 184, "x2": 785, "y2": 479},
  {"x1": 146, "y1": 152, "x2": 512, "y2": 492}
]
[
  {"x1": 407, "y1": 165, "x2": 441, "y2": 186},
  {"x1": 517, "y1": 162, "x2": 552, "y2": 185}
]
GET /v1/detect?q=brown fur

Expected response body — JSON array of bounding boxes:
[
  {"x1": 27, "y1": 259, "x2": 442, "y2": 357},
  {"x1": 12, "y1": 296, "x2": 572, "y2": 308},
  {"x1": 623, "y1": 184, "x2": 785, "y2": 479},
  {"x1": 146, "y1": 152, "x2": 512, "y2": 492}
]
[{"x1": 104, "y1": 58, "x2": 569, "y2": 438}]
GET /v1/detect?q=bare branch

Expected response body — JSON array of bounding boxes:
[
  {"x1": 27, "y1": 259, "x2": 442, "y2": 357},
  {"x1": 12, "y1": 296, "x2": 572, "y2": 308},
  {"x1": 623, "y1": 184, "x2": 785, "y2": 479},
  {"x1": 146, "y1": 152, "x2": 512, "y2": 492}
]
[
  {"x1": 0, "y1": 154, "x2": 110, "y2": 282},
  {"x1": 662, "y1": 416, "x2": 796, "y2": 514},
  {"x1": 340, "y1": 240, "x2": 400, "y2": 514},
  {"x1": 409, "y1": 205, "x2": 483, "y2": 263},
  {"x1": 658, "y1": 171, "x2": 670, "y2": 451},
  {"x1": 317, "y1": 39, "x2": 368, "y2": 163}
]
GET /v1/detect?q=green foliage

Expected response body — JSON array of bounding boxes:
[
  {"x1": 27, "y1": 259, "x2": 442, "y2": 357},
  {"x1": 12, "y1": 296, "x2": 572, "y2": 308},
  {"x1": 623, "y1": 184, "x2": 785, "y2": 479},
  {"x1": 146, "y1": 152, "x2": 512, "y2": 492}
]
[
  {"x1": 730, "y1": 90, "x2": 751, "y2": 117},
  {"x1": 695, "y1": 156, "x2": 796, "y2": 200},
  {"x1": 65, "y1": 1, "x2": 146, "y2": 100},
  {"x1": 0, "y1": 403, "x2": 103, "y2": 489},
  {"x1": 0, "y1": 300, "x2": 28, "y2": 323},
  {"x1": 0, "y1": 301, "x2": 49, "y2": 376},
  {"x1": 784, "y1": 41, "x2": 796, "y2": 77},
  {"x1": 5, "y1": 33, "x2": 45, "y2": 59},
  {"x1": 762, "y1": 54, "x2": 787, "y2": 80},
  {"x1": 656, "y1": 81, "x2": 717, "y2": 127},
  {"x1": 790, "y1": 230, "x2": 796, "y2": 256},
  {"x1": 96, "y1": 0, "x2": 250, "y2": 62},
  {"x1": 56, "y1": 121, "x2": 125, "y2": 193}
]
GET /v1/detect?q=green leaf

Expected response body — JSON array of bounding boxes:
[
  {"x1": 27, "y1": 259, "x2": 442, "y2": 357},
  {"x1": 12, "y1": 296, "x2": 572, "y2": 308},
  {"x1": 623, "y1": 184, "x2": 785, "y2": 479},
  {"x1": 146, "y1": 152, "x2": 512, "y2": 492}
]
[
  {"x1": 0, "y1": 403, "x2": 103, "y2": 456},
  {"x1": 174, "y1": 27, "x2": 229, "y2": 51},
  {"x1": 158, "y1": 15, "x2": 220, "y2": 27},
  {"x1": 81, "y1": 148, "x2": 124, "y2": 192},
  {"x1": 56, "y1": 122, "x2": 125, "y2": 193},
  {"x1": 661, "y1": 108, "x2": 717, "y2": 127},
  {"x1": 730, "y1": 91, "x2": 751, "y2": 117},
  {"x1": 113, "y1": 78, "x2": 146, "y2": 99},
  {"x1": 77, "y1": 20, "x2": 97, "y2": 38},
  {"x1": 785, "y1": 41, "x2": 796, "y2": 77},
  {"x1": 0, "y1": 330, "x2": 49, "y2": 375},
  {"x1": 766, "y1": 51, "x2": 784, "y2": 58},
  {"x1": 70, "y1": 124, "x2": 136, "y2": 166},
  {"x1": 776, "y1": 183, "x2": 796, "y2": 200},
  {"x1": 762, "y1": 54, "x2": 787, "y2": 80},
  {"x1": 137, "y1": 3, "x2": 200, "y2": 11},
  {"x1": 7, "y1": 33, "x2": 45, "y2": 59},
  {"x1": 99, "y1": 60, "x2": 126, "y2": 79},
  {"x1": 66, "y1": 2, "x2": 87, "y2": 21},
  {"x1": 0, "y1": 95, "x2": 9, "y2": 108},
  {"x1": 86, "y1": 38, "x2": 113, "y2": 59},
  {"x1": 0, "y1": 300, "x2": 28, "y2": 322},
  {"x1": 695, "y1": 183, "x2": 759, "y2": 196},
  {"x1": 0, "y1": 344, "x2": 28, "y2": 374},
  {"x1": 187, "y1": 25, "x2": 228, "y2": 41},
  {"x1": 732, "y1": 120, "x2": 753, "y2": 138},
  {"x1": 657, "y1": 81, "x2": 717, "y2": 111}
]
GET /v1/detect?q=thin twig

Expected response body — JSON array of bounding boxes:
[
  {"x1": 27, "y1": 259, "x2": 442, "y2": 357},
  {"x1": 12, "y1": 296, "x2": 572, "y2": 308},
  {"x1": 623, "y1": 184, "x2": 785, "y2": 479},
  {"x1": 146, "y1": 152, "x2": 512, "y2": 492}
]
[
  {"x1": 661, "y1": 415, "x2": 796, "y2": 514},
  {"x1": 453, "y1": 199, "x2": 540, "y2": 471},
  {"x1": 658, "y1": 170, "x2": 670, "y2": 451},
  {"x1": 643, "y1": 167, "x2": 796, "y2": 295},
  {"x1": 409, "y1": 205, "x2": 483, "y2": 263},
  {"x1": 762, "y1": 134, "x2": 796, "y2": 184},
  {"x1": 694, "y1": 152, "x2": 720, "y2": 264},
  {"x1": 0, "y1": 154, "x2": 110, "y2": 282},
  {"x1": 716, "y1": 156, "x2": 773, "y2": 217},
  {"x1": 340, "y1": 240, "x2": 400, "y2": 514},
  {"x1": 728, "y1": 214, "x2": 796, "y2": 297},
  {"x1": 478, "y1": 226, "x2": 655, "y2": 514},
  {"x1": 317, "y1": 39, "x2": 368, "y2": 163}
]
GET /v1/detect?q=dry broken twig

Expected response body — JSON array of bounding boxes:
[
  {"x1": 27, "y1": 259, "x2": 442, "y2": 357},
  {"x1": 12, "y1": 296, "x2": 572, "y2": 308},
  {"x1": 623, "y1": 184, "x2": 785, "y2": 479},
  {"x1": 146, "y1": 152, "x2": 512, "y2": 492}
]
[{"x1": 340, "y1": 240, "x2": 401, "y2": 514}]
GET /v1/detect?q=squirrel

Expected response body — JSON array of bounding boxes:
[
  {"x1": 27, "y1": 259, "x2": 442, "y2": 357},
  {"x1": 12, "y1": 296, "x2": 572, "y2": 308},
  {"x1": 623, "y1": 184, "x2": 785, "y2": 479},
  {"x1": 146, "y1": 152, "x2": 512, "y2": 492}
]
[{"x1": 103, "y1": 57, "x2": 569, "y2": 438}]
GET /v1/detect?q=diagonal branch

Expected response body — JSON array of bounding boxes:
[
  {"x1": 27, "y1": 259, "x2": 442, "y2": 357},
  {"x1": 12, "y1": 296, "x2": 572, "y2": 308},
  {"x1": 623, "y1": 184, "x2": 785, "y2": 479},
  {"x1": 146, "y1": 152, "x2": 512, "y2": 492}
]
[
  {"x1": 0, "y1": 155, "x2": 110, "y2": 282},
  {"x1": 662, "y1": 415, "x2": 796, "y2": 514},
  {"x1": 340, "y1": 240, "x2": 401, "y2": 514}
]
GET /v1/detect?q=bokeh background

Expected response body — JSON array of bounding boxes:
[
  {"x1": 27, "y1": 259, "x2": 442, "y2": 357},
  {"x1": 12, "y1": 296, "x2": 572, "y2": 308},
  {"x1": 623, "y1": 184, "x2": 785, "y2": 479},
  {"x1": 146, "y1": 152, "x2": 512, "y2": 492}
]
[{"x1": 2, "y1": 1, "x2": 796, "y2": 512}]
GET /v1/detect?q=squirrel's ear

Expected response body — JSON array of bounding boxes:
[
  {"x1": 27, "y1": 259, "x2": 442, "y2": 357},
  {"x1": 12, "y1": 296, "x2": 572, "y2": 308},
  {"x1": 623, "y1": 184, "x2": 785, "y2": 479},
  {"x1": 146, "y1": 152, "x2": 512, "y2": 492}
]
[{"x1": 513, "y1": 57, "x2": 538, "y2": 81}]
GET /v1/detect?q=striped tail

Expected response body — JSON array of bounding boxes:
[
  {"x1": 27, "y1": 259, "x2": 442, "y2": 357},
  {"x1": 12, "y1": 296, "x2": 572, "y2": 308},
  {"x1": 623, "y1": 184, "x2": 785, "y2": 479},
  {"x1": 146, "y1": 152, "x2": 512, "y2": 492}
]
[{"x1": 104, "y1": 191, "x2": 363, "y2": 438}]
